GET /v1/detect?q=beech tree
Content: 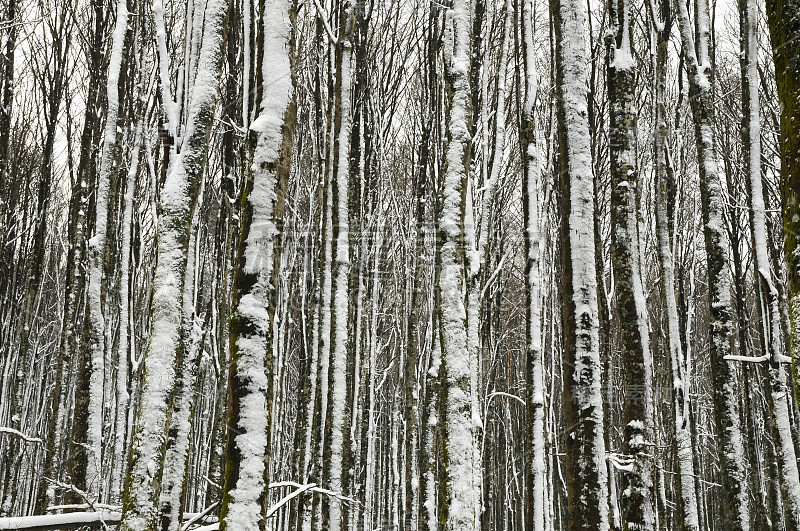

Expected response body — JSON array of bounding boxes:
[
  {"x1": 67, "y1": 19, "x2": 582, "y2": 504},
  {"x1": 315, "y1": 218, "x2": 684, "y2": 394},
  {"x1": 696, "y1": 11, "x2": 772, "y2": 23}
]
[{"x1": 553, "y1": 0, "x2": 609, "y2": 526}]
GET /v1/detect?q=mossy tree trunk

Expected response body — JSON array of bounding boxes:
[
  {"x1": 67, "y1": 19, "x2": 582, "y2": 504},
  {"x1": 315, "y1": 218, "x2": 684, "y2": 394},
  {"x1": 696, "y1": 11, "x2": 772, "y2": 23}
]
[
  {"x1": 765, "y1": 0, "x2": 800, "y2": 408},
  {"x1": 219, "y1": 0, "x2": 296, "y2": 529}
]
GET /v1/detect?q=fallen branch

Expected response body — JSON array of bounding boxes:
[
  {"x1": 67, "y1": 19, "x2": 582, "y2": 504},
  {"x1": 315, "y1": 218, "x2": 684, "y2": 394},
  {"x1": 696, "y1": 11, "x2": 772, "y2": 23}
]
[
  {"x1": 0, "y1": 510, "x2": 121, "y2": 530},
  {"x1": 0, "y1": 508, "x2": 218, "y2": 530},
  {"x1": 1, "y1": 481, "x2": 355, "y2": 530},
  {"x1": 45, "y1": 504, "x2": 120, "y2": 513},
  {"x1": 724, "y1": 353, "x2": 792, "y2": 364}
]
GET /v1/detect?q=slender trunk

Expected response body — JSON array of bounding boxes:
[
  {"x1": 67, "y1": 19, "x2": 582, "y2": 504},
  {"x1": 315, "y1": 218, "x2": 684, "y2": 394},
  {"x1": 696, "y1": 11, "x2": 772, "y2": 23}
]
[
  {"x1": 674, "y1": 0, "x2": 751, "y2": 526},
  {"x1": 327, "y1": 3, "x2": 356, "y2": 530},
  {"x1": 553, "y1": 0, "x2": 610, "y2": 525},
  {"x1": 520, "y1": 0, "x2": 546, "y2": 528},
  {"x1": 85, "y1": 0, "x2": 130, "y2": 499},
  {"x1": 652, "y1": 0, "x2": 700, "y2": 527},
  {"x1": 111, "y1": 118, "x2": 142, "y2": 503}
]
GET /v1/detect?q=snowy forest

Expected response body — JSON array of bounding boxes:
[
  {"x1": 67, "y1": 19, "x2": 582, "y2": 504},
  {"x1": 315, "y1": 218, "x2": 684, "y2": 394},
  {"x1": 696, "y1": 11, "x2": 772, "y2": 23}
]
[{"x1": 1, "y1": 0, "x2": 800, "y2": 526}]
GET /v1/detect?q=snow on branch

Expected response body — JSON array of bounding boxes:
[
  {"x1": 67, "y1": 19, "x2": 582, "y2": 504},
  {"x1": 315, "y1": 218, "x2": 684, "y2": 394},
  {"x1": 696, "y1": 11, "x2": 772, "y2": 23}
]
[
  {"x1": 0, "y1": 427, "x2": 42, "y2": 443},
  {"x1": 169, "y1": 483, "x2": 357, "y2": 531},
  {"x1": 607, "y1": 452, "x2": 635, "y2": 472},
  {"x1": 267, "y1": 481, "x2": 358, "y2": 506},
  {"x1": 485, "y1": 391, "x2": 525, "y2": 406},
  {"x1": 45, "y1": 504, "x2": 121, "y2": 513},
  {"x1": 179, "y1": 502, "x2": 219, "y2": 531},
  {"x1": 310, "y1": 0, "x2": 337, "y2": 45},
  {"x1": 0, "y1": 510, "x2": 121, "y2": 530},
  {"x1": 724, "y1": 353, "x2": 793, "y2": 364},
  {"x1": 0, "y1": 508, "x2": 220, "y2": 530}
]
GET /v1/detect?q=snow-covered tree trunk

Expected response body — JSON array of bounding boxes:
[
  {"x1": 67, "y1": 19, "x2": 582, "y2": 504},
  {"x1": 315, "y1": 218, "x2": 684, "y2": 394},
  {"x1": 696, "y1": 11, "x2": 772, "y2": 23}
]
[
  {"x1": 218, "y1": 0, "x2": 295, "y2": 529},
  {"x1": 674, "y1": 0, "x2": 751, "y2": 527},
  {"x1": 553, "y1": 0, "x2": 609, "y2": 526},
  {"x1": 652, "y1": 0, "x2": 699, "y2": 527},
  {"x1": 84, "y1": 0, "x2": 130, "y2": 500},
  {"x1": 326, "y1": 2, "x2": 356, "y2": 530},
  {"x1": 607, "y1": 0, "x2": 656, "y2": 527},
  {"x1": 741, "y1": 1, "x2": 800, "y2": 526},
  {"x1": 764, "y1": 0, "x2": 800, "y2": 403},
  {"x1": 157, "y1": 188, "x2": 205, "y2": 531},
  {"x1": 520, "y1": 0, "x2": 545, "y2": 528},
  {"x1": 437, "y1": 0, "x2": 481, "y2": 527},
  {"x1": 111, "y1": 118, "x2": 142, "y2": 503},
  {"x1": 118, "y1": 0, "x2": 227, "y2": 527}
]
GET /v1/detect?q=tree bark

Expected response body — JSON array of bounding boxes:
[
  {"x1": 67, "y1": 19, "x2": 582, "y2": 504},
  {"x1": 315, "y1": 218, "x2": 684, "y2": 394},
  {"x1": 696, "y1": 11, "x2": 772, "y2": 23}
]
[
  {"x1": 218, "y1": 0, "x2": 295, "y2": 529},
  {"x1": 607, "y1": 0, "x2": 656, "y2": 525},
  {"x1": 764, "y1": 0, "x2": 800, "y2": 404},
  {"x1": 553, "y1": 0, "x2": 610, "y2": 526},
  {"x1": 437, "y1": 0, "x2": 481, "y2": 527},
  {"x1": 651, "y1": 0, "x2": 700, "y2": 527},
  {"x1": 118, "y1": 0, "x2": 227, "y2": 527},
  {"x1": 674, "y1": 0, "x2": 751, "y2": 526}
]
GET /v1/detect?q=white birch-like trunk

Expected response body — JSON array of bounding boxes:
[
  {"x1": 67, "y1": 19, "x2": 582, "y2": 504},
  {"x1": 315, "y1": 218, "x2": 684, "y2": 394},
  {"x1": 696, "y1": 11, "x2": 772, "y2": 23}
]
[
  {"x1": 327, "y1": 5, "x2": 355, "y2": 528},
  {"x1": 521, "y1": 0, "x2": 545, "y2": 528}
]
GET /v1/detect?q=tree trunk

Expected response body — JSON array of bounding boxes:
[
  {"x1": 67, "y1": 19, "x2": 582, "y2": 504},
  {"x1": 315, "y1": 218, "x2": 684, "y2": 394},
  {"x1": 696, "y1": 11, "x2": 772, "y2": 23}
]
[
  {"x1": 674, "y1": 0, "x2": 751, "y2": 526},
  {"x1": 742, "y1": 0, "x2": 800, "y2": 524},
  {"x1": 553, "y1": 0, "x2": 609, "y2": 525},
  {"x1": 218, "y1": 0, "x2": 295, "y2": 529},
  {"x1": 118, "y1": 0, "x2": 227, "y2": 526},
  {"x1": 652, "y1": 0, "x2": 700, "y2": 528},
  {"x1": 437, "y1": 0, "x2": 481, "y2": 527},
  {"x1": 326, "y1": 3, "x2": 356, "y2": 530},
  {"x1": 520, "y1": 0, "x2": 546, "y2": 528},
  {"x1": 607, "y1": 1, "x2": 656, "y2": 528},
  {"x1": 764, "y1": 0, "x2": 800, "y2": 405}
]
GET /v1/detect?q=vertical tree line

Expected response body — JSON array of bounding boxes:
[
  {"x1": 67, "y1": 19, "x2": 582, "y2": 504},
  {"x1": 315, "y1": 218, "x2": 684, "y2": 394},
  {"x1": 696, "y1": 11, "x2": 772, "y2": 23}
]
[{"x1": 1, "y1": 0, "x2": 800, "y2": 529}]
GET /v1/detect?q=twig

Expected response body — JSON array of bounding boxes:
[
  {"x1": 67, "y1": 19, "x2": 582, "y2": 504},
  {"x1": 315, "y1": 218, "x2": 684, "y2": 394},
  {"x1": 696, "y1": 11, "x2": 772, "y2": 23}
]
[{"x1": 266, "y1": 483, "x2": 317, "y2": 518}]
